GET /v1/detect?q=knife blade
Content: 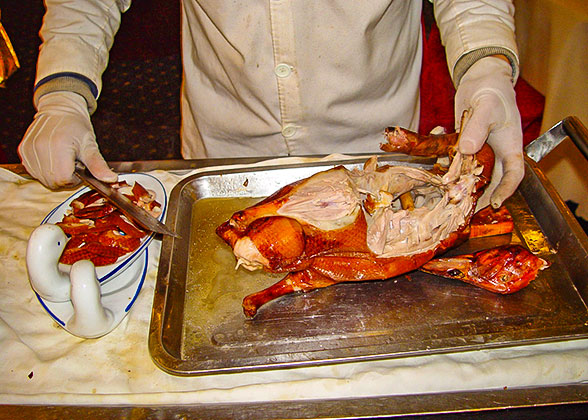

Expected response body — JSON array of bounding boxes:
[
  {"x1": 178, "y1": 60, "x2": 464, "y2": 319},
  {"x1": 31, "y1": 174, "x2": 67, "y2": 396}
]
[
  {"x1": 525, "y1": 116, "x2": 588, "y2": 163},
  {"x1": 74, "y1": 163, "x2": 179, "y2": 237},
  {"x1": 524, "y1": 119, "x2": 566, "y2": 163}
]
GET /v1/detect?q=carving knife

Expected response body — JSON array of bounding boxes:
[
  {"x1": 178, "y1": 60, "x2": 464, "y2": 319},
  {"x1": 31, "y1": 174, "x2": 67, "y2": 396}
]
[{"x1": 74, "y1": 162, "x2": 179, "y2": 237}]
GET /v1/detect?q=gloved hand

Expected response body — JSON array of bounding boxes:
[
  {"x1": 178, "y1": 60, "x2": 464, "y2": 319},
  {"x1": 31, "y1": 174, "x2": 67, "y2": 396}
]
[
  {"x1": 455, "y1": 56, "x2": 524, "y2": 210},
  {"x1": 18, "y1": 91, "x2": 117, "y2": 189}
]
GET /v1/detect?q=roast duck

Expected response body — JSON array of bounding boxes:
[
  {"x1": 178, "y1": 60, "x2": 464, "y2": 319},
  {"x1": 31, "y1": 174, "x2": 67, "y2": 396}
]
[{"x1": 217, "y1": 118, "x2": 549, "y2": 317}]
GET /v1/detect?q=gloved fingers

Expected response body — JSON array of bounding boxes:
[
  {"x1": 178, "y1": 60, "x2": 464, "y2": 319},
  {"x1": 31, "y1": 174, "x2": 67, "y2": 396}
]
[
  {"x1": 46, "y1": 117, "x2": 86, "y2": 188},
  {"x1": 18, "y1": 116, "x2": 47, "y2": 183},
  {"x1": 18, "y1": 92, "x2": 105, "y2": 189},
  {"x1": 18, "y1": 114, "x2": 80, "y2": 189},
  {"x1": 485, "y1": 117, "x2": 524, "y2": 207},
  {"x1": 454, "y1": 55, "x2": 524, "y2": 209},
  {"x1": 78, "y1": 132, "x2": 118, "y2": 184},
  {"x1": 457, "y1": 90, "x2": 504, "y2": 155},
  {"x1": 489, "y1": 150, "x2": 525, "y2": 208},
  {"x1": 474, "y1": 150, "x2": 523, "y2": 211},
  {"x1": 49, "y1": 156, "x2": 80, "y2": 189}
]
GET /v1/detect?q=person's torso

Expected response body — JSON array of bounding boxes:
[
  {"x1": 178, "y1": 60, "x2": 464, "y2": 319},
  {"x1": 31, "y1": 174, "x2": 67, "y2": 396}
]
[{"x1": 180, "y1": 0, "x2": 423, "y2": 158}]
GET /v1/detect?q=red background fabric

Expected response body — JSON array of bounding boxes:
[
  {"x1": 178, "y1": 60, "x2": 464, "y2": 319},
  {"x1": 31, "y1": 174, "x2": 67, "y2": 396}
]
[{"x1": 419, "y1": 17, "x2": 545, "y2": 146}]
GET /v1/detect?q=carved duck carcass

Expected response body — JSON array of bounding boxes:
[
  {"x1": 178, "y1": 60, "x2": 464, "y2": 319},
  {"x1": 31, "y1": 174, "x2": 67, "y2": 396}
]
[{"x1": 217, "y1": 120, "x2": 548, "y2": 317}]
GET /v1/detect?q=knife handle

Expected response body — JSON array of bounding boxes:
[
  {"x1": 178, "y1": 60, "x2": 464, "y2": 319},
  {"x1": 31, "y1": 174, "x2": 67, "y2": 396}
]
[{"x1": 563, "y1": 116, "x2": 588, "y2": 162}]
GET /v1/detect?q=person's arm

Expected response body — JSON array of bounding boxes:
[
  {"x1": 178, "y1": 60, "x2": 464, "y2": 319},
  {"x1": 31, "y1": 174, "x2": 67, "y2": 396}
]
[
  {"x1": 18, "y1": 0, "x2": 131, "y2": 189},
  {"x1": 434, "y1": 0, "x2": 523, "y2": 209}
]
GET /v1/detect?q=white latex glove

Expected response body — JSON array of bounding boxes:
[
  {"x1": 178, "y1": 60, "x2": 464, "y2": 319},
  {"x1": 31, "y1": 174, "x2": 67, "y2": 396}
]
[
  {"x1": 455, "y1": 56, "x2": 524, "y2": 210},
  {"x1": 18, "y1": 91, "x2": 117, "y2": 189}
]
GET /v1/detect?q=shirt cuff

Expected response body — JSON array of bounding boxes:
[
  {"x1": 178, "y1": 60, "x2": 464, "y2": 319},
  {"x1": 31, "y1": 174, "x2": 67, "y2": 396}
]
[
  {"x1": 453, "y1": 47, "x2": 519, "y2": 88},
  {"x1": 33, "y1": 73, "x2": 98, "y2": 114}
]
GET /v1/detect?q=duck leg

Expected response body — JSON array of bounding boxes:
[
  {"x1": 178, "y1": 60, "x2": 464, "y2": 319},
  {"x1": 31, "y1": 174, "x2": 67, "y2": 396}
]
[
  {"x1": 242, "y1": 249, "x2": 437, "y2": 317},
  {"x1": 243, "y1": 268, "x2": 337, "y2": 318}
]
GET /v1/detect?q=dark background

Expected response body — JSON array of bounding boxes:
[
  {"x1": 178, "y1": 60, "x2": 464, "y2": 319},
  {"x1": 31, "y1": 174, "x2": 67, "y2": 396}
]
[{"x1": 0, "y1": 0, "x2": 182, "y2": 164}]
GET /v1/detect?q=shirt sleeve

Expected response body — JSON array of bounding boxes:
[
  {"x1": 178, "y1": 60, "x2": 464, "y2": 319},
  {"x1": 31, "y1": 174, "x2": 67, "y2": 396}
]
[
  {"x1": 433, "y1": 0, "x2": 519, "y2": 87},
  {"x1": 34, "y1": 0, "x2": 131, "y2": 106}
]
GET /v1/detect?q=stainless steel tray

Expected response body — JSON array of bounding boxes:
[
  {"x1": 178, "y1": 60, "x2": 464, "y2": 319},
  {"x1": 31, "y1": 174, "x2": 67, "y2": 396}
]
[{"x1": 149, "y1": 155, "x2": 588, "y2": 376}]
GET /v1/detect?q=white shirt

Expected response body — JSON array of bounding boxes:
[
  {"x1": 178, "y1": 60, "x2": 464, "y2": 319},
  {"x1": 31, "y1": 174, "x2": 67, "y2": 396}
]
[{"x1": 35, "y1": 0, "x2": 519, "y2": 158}]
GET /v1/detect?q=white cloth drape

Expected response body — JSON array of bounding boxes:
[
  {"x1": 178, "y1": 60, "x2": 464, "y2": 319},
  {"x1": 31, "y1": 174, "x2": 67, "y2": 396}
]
[{"x1": 0, "y1": 158, "x2": 587, "y2": 406}]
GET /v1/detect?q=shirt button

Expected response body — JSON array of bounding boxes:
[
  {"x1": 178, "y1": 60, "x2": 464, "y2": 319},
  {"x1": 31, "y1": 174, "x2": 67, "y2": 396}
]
[
  {"x1": 274, "y1": 63, "x2": 292, "y2": 78},
  {"x1": 281, "y1": 124, "x2": 297, "y2": 138}
]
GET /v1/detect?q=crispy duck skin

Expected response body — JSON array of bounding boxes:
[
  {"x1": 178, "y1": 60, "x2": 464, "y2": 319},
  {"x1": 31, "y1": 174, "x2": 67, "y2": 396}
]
[
  {"x1": 218, "y1": 120, "x2": 543, "y2": 317},
  {"x1": 420, "y1": 245, "x2": 549, "y2": 294}
]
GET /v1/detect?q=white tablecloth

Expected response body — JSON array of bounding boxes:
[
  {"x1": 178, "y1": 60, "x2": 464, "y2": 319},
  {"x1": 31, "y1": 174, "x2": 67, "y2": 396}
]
[{"x1": 1, "y1": 159, "x2": 587, "y2": 406}]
